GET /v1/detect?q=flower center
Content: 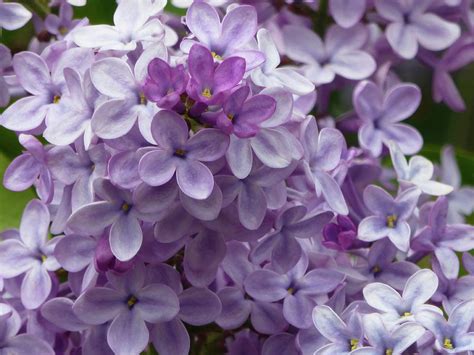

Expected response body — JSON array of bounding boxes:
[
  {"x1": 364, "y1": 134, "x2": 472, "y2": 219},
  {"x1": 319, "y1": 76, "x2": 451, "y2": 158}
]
[
  {"x1": 202, "y1": 88, "x2": 212, "y2": 98},
  {"x1": 121, "y1": 203, "x2": 131, "y2": 212},
  {"x1": 41, "y1": 255, "x2": 47, "y2": 262},
  {"x1": 211, "y1": 51, "x2": 223, "y2": 60},
  {"x1": 227, "y1": 113, "x2": 234, "y2": 121},
  {"x1": 386, "y1": 214, "x2": 397, "y2": 228},
  {"x1": 174, "y1": 148, "x2": 187, "y2": 158},
  {"x1": 385, "y1": 349, "x2": 393, "y2": 355},
  {"x1": 53, "y1": 95, "x2": 61, "y2": 104},
  {"x1": 403, "y1": 311, "x2": 412, "y2": 317},
  {"x1": 443, "y1": 338, "x2": 454, "y2": 349},
  {"x1": 127, "y1": 295, "x2": 138, "y2": 309},
  {"x1": 287, "y1": 287, "x2": 294, "y2": 295},
  {"x1": 350, "y1": 339, "x2": 359, "y2": 351},
  {"x1": 139, "y1": 92, "x2": 147, "y2": 105}
]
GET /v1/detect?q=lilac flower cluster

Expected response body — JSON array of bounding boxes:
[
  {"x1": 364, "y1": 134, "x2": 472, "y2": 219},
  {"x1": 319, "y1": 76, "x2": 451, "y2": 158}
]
[{"x1": 1, "y1": 0, "x2": 474, "y2": 354}]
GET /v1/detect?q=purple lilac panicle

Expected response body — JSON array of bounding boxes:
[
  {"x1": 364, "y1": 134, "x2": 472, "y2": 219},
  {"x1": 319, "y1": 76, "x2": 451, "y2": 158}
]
[{"x1": 0, "y1": 1, "x2": 473, "y2": 354}]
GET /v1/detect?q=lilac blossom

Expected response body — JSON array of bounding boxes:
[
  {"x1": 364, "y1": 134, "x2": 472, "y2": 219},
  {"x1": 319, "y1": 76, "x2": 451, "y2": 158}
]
[
  {"x1": 282, "y1": 24, "x2": 376, "y2": 86},
  {"x1": 139, "y1": 110, "x2": 229, "y2": 199},
  {"x1": 44, "y1": 3, "x2": 82, "y2": 39},
  {"x1": 389, "y1": 141, "x2": 453, "y2": 196},
  {"x1": 329, "y1": 0, "x2": 366, "y2": 28},
  {"x1": 3, "y1": 134, "x2": 53, "y2": 203},
  {"x1": 72, "y1": 0, "x2": 165, "y2": 51},
  {"x1": 143, "y1": 58, "x2": 188, "y2": 109},
  {"x1": 203, "y1": 85, "x2": 276, "y2": 138},
  {"x1": 182, "y1": 2, "x2": 264, "y2": 69},
  {"x1": 358, "y1": 185, "x2": 421, "y2": 252},
  {"x1": 301, "y1": 116, "x2": 348, "y2": 215},
  {"x1": 251, "y1": 28, "x2": 315, "y2": 95},
  {"x1": 353, "y1": 313, "x2": 425, "y2": 355},
  {"x1": 353, "y1": 80, "x2": 423, "y2": 157},
  {"x1": 244, "y1": 254, "x2": 344, "y2": 329},
  {"x1": 0, "y1": 199, "x2": 60, "y2": 309},
  {"x1": 416, "y1": 300, "x2": 474, "y2": 353},
  {"x1": 73, "y1": 263, "x2": 180, "y2": 355},
  {"x1": 186, "y1": 44, "x2": 246, "y2": 105},
  {"x1": 1, "y1": 47, "x2": 94, "y2": 132},
  {"x1": 375, "y1": 0, "x2": 461, "y2": 59},
  {"x1": 0, "y1": 303, "x2": 54, "y2": 354},
  {"x1": 412, "y1": 196, "x2": 474, "y2": 279},
  {"x1": 0, "y1": 1, "x2": 31, "y2": 30},
  {"x1": 312, "y1": 305, "x2": 364, "y2": 354},
  {"x1": 363, "y1": 269, "x2": 440, "y2": 324}
]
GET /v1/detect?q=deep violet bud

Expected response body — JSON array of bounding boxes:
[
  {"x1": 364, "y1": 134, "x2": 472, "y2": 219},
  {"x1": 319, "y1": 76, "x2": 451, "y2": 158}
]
[{"x1": 322, "y1": 215, "x2": 367, "y2": 251}]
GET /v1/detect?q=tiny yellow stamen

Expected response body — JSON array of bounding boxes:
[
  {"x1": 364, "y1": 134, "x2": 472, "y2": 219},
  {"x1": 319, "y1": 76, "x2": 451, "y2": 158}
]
[
  {"x1": 41, "y1": 255, "x2": 47, "y2": 262},
  {"x1": 386, "y1": 214, "x2": 397, "y2": 228},
  {"x1": 58, "y1": 26, "x2": 68, "y2": 35},
  {"x1": 139, "y1": 92, "x2": 147, "y2": 105},
  {"x1": 372, "y1": 265, "x2": 381, "y2": 273},
  {"x1": 227, "y1": 113, "x2": 234, "y2": 121},
  {"x1": 53, "y1": 95, "x2": 61, "y2": 104},
  {"x1": 121, "y1": 203, "x2": 131, "y2": 212},
  {"x1": 443, "y1": 338, "x2": 454, "y2": 349},
  {"x1": 127, "y1": 295, "x2": 138, "y2": 308},
  {"x1": 287, "y1": 287, "x2": 294, "y2": 295},
  {"x1": 386, "y1": 349, "x2": 393, "y2": 355},
  {"x1": 202, "y1": 88, "x2": 212, "y2": 98},
  {"x1": 174, "y1": 148, "x2": 186, "y2": 157},
  {"x1": 350, "y1": 339, "x2": 359, "y2": 351},
  {"x1": 403, "y1": 312, "x2": 412, "y2": 317},
  {"x1": 211, "y1": 51, "x2": 223, "y2": 60}
]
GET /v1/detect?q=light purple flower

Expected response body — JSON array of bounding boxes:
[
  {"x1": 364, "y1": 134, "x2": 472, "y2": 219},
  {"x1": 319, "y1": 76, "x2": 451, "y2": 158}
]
[
  {"x1": 312, "y1": 305, "x2": 364, "y2": 354},
  {"x1": 139, "y1": 110, "x2": 229, "y2": 200},
  {"x1": 352, "y1": 313, "x2": 425, "y2": 355},
  {"x1": 375, "y1": 0, "x2": 461, "y2": 59},
  {"x1": 0, "y1": 303, "x2": 54, "y2": 354},
  {"x1": 282, "y1": 24, "x2": 376, "y2": 86},
  {"x1": 251, "y1": 28, "x2": 315, "y2": 95},
  {"x1": 182, "y1": 2, "x2": 264, "y2": 69},
  {"x1": 3, "y1": 134, "x2": 54, "y2": 203},
  {"x1": 73, "y1": 263, "x2": 180, "y2": 355},
  {"x1": 72, "y1": 0, "x2": 164, "y2": 51},
  {"x1": 416, "y1": 300, "x2": 474, "y2": 353},
  {"x1": 244, "y1": 254, "x2": 344, "y2": 329},
  {"x1": 412, "y1": 196, "x2": 474, "y2": 279},
  {"x1": 67, "y1": 178, "x2": 167, "y2": 261},
  {"x1": 1, "y1": 47, "x2": 94, "y2": 132},
  {"x1": 0, "y1": 200, "x2": 61, "y2": 309},
  {"x1": 251, "y1": 205, "x2": 333, "y2": 273},
  {"x1": 389, "y1": 141, "x2": 453, "y2": 196},
  {"x1": 354, "y1": 80, "x2": 423, "y2": 157},
  {"x1": 358, "y1": 185, "x2": 421, "y2": 252},
  {"x1": 0, "y1": 1, "x2": 31, "y2": 30},
  {"x1": 363, "y1": 269, "x2": 440, "y2": 324},
  {"x1": 301, "y1": 117, "x2": 348, "y2": 215},
  {"x1": 89, "y1": 45, "x2": 166, "y2": 139}
]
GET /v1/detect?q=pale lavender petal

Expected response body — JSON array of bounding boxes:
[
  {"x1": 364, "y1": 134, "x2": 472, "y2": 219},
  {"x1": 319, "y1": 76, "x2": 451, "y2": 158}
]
[
  {"x1": 176, "y1": 160, "x2": 214, "y2": 200},
  {"x1": 12, "y1": 52, "x2": 50, "y2": 95},
  {"x1": 402, "y1": 269, "x2": 438, "y2": 307},
  {"x1": 363, "y1": 282, "x2": 401, "y2": 313},
  {"x1": 186, "y1": 2, "x2": 220, "y2": 47},
  {"x1": 283, "y1": 294, "x2": 314, "y2": 328},
  {"x1": 139, "y1": 150, "x2": 176, "y2": 187},
  {"x1": 185, "y1": 129, "x2": 229, "y2": 162},
  {"x1": 413, "y1": 13, "x2": 460, "y2": 51},
  {"x1": 151, "y1": 110, "x2": 189, "y2": 150},
  {"x1": 107, "y1": 310, "x2": 149, "y2": 355},
  {"x1": 135, "y1": 284, "x2": 180, "y2": 323},
  {"x1": 151, "y1": 318, "x2": 190, "y2": 355},
  {"x1": 41, "y1": 297, "x2": 88, "y2": 332},
  {"x1": 67, "y1": 201, "x2": 120, "y2": 235},
  {"x1": 382, "y1": 84, "x2": 421, "y2": 123},
  {"x1": 21, "y1": 265, "x2": 52, "y2": 309},
  {"x1": 110, "y1": 213, "x2": 143, "y2": 262},
  {"x1": 216, "y1": 287, "x2": 251, "y2": 329},
  {"x1": 238, "y1": 182, "x2": 267, "y2": 230},
  {"x1": 251, "y1": 301, "x2": 288, "y2": 335},
  {"x1": 330, "y1": 0, "x2": 366, "y2": 28},
  {"x1": 0, "y1": 239, "x2": 36, "y2": 278},
  {"x1": 73, "y1": 287, "x2": 124, "y2": 325},
  {"x1": 54, "y1": 234, "x2": 95, "y2": 272},
  {"x1": 244, "y1": 270, "x2": 289, "y2": 302},
  {"x1": 178, "y1": 287, "x2": 221, "y2": 326},
  {"x1": 19, "y1": 199, "x2": 49, "y2": 250}
]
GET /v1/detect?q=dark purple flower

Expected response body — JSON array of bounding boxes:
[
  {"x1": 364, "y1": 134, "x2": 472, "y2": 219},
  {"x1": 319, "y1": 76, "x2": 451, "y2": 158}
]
[{"x1": 186, "y1": 44, "x2": 246, "y2": 105}]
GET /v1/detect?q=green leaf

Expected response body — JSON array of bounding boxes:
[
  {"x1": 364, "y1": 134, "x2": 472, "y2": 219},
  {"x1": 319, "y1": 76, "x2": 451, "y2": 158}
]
[{"x1": 0, "y1": 153, "x2": 35, "y2": 231}]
